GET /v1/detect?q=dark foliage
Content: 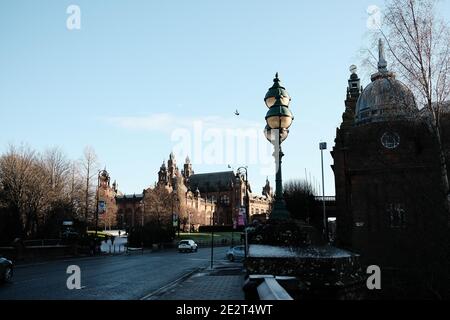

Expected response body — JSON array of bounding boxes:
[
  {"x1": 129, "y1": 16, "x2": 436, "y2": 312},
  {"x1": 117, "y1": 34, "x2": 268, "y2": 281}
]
[
  {"x1": 249, "y1": 218, "x2": 323, "y2": 247},
  {"x1": 128, "y1": 220, "x2": 174, "y2": 247},
  {"x1": 283, "y1": 180, "x2": 322, "y2": 229}
]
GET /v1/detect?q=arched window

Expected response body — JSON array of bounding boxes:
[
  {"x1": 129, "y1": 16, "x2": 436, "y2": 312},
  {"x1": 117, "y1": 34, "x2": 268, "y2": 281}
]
[{"x1": 220, "y1": 195, "x2": 230, "y2": 205}]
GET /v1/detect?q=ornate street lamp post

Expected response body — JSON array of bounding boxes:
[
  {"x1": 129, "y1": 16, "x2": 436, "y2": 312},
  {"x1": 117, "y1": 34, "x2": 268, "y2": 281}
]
[
  {"x1": 95, "y1": 169, "x2": 108, "y2": 238},
  {"x1": 236, "y1": 167, "x2": 249, "y2": 224},
  {"x1": 264, "y1": 73, "x2": 294, "y2": 220}
]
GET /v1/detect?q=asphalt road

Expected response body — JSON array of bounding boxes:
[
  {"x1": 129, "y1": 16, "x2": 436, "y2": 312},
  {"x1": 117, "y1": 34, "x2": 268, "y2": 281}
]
[{"x1": 0, "y1": 247, "x2": 229, "y2": 300}]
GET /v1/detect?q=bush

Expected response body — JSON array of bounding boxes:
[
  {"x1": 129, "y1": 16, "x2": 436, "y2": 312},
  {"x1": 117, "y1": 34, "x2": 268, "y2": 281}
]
[
  {"x1": 128, "y1": 222, "x2": 174, "y2": 247},
  {"x1": 198, "y1": 225, "x2": 244, "y2": 233}
]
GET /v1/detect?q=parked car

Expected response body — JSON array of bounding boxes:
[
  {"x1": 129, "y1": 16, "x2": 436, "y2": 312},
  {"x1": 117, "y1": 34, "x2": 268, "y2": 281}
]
[
  {"x1": 0, "y1": 257, "x2": 13, "y2": 283},
  {"x1": 178, "y1": 240, "x2": 198, "y2": 253},
  {"x1": 226, "y1": 245, "x2": 245, "y2": 262}
]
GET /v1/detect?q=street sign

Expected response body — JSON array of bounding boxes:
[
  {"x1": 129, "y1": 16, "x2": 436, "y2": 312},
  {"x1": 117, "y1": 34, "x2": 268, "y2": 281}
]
[
  {"x1": 319, "y1": 142, "x2": 327, "y2": 150},
  {"x1": 98, "y1": 201, "x2": 106, "y2": 214}
]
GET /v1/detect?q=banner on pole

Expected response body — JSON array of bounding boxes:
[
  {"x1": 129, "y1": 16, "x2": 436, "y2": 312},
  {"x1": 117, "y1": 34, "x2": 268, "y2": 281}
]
[
  {"x1": 98, "y1": 201, "x2": 106, "y2": 214},
  {"x1": 172, "y1": 213, "x2": 178, "y2": 227},
  {"x1": 238, "y1": 207, "x2": 246, "y2": 226}
]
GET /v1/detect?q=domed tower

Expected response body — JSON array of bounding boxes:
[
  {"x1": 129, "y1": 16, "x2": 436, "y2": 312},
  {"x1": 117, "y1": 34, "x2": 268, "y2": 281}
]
[
  {"x1": 182, "y1": 156, "x2": 194, "y2": 181},
  {"x1": 157, "y1": 161, "x2": 168, "y2": 186},
  {"x1": 262, "y1": 177, "x2": 273, "y2": 199},
  {"x1": 332, "y1": 39, "x2": 445, "y2": 270},
  {"x1": 99, "y1": 168, "x2": 110, "y2": 189},
  {"x1": 355, "y1": 39, "x2": 418, "y2": 125},
  {"x1": 112, "y1": 180, "x2": 118, "y2": 193},
  {"x1": 167, "y1": 152, "x2": 178, "y2": 181}
]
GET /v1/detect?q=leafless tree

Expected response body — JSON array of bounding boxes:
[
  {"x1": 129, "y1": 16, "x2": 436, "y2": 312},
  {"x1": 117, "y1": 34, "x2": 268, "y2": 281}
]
[
  {"x1": 364, "y1": 0, "x2": 450, "y2": 212},
  {"x1": 143, "y1": 185, "x2": 172, "y2": 226},
  {"x1": 40, "y1": 148, "x2": 70, "y2": 202},
  {"x1": 0, "y1": 145, "x2": 38, "y2": 236},
  {"x1": 81, "y1": 146, "x2": 98, "y2": 225},
  {"x1": 0, "y1": 144, "x2": 108, "y2": 239},
  {"x1": 67, "y1": 160, "x2": 84, "y2": 219}
]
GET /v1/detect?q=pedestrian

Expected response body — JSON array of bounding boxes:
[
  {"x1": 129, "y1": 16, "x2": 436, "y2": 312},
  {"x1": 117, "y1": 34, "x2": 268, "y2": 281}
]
[
  {"x1": 111, "y1": 236, "x2": 115, "y2": 245},
  {"x1": 89, "y1": 239, "x2": 95, "y2": 256},
  {"x1": 118, "y1": 230, "x2": 121, "y2": 237}
]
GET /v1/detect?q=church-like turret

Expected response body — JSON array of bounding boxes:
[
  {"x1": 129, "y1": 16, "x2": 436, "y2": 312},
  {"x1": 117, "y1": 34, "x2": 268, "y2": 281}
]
[
  {"x1": 262, "y1": 177, "x2": 273, "y2": 199},
  {"x1": 183, "y1": 156, "x2": 194, "y2": 181},
  {"x1": 157, "y1": 161, "x2": 168, "y2": 186}
]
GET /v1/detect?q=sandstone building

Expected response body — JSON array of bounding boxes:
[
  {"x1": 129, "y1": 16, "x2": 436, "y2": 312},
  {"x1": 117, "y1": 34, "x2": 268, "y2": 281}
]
[{"x1": 105, "y1": 152, "x2": 273, "y2": 231}]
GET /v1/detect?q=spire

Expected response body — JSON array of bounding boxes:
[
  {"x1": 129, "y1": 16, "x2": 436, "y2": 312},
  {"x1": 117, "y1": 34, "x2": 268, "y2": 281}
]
[
  {"x1": 348, "y1": 64, "x2": 361, "y2": 99},
  {"x1": 185, "y1": 155, "x2": 190, "y2": 164},
  {"x1": 169, "y1": 151, "x2": 175, "y2": 160},
  {"x1": 378, "y1": 39, "x2": 388, "y2": 73},
  {"x1": 273, "y1": 72, "x2": 280, "y2": 87}
]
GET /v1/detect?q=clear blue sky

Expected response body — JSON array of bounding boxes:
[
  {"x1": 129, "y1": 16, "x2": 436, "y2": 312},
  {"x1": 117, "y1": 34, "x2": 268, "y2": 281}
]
[{"x1": 1, "y1": 0, "x2": 449, "y2": 195}]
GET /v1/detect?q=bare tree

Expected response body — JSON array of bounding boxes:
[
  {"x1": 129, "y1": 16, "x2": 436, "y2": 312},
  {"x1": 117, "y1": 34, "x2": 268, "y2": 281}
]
[
  {"x1": 143, "y1": 185, "x2": 172, "y2": 226},
  {"x1": 40, "y1": 148, "x2": 70, "y2": 202},
  {"x1": 365, "y1": 0, "x2": 450, "y2": 212},
  {"x1": 67, "y1": 160, "x2": 84, "y2": 219},
  {"x1": 0, "y1": 145, "x2": 37, "y2": 236},
  {"x1": 81, "y1": 146, "x2": 98, "y2": 225},
  {"x1": 0, "y1": 144, "x2": 105, "y2": 239}
]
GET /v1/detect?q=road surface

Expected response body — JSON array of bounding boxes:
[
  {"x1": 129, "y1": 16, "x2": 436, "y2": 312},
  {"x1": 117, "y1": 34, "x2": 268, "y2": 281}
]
[{"x1": 0, "y1": 247, "x2": 229, "y2": 300}]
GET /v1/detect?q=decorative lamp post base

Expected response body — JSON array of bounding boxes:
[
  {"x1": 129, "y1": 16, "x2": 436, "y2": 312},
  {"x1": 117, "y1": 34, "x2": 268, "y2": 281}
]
[{"x1": 270, "y1": 198, "x2": 290, "y2": 220}]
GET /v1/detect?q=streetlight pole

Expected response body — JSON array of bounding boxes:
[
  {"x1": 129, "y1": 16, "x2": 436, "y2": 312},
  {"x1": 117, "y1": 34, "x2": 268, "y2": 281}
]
[
  {"x1": 210, "y1": 210, "x2": 215, "y2": 270},
  {"x1": 171, "y1": 192, "x2": 179, "y2": 238},
  {"x1": 237, "y1": 167, "x2": 249, "y2": 225},
  {"x1": 95, "y1": 171, "x2": 101, "y2": 239},
  {"x1": 141, "y1": 201, "x2": 144, "y2": 228},
  {"x1": 264, "y1": 73, "x2": 294, "y2": 221},
  {"x1": 320, "y1": 142, "x2": 328, "y2": 242}
]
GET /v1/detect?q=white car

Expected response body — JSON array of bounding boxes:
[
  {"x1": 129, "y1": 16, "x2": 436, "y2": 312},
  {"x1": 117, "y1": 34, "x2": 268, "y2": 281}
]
[{"x1": 178, "y1": 240, "x2": 198, "y2": 253}]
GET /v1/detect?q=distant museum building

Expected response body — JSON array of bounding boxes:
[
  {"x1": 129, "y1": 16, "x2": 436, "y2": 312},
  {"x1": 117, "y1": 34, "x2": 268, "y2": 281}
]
[
  {"x1": 332, "y1": 41, "x2": 450, "y2": 269},
  {"x1": 108, "y1": 152, "x2": 273, "y2": 231}
]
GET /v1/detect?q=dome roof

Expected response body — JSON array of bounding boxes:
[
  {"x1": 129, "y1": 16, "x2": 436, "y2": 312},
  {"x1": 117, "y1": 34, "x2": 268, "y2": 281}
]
[{"x1": 355, "y1": 40, "x2": 418, "y2": 125}]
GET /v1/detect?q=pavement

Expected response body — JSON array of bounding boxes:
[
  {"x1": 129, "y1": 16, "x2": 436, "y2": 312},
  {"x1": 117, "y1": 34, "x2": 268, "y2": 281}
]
[
  {"x1": 0, "y1": 247, "x2": 234, "y2": 300},
  {"x1": 149, "y1": 259, "x2": 246, "y2": 300}
]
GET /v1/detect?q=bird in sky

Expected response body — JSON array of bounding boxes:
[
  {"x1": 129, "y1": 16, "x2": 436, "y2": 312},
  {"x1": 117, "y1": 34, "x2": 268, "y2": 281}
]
[{"x1": 235, "y1": 109, "x2": 240, "y2": 116}]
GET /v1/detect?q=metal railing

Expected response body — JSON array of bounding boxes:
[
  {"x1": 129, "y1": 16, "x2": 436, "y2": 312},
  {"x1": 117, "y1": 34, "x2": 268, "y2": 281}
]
[
  {"x1": 22, "y1": 239, "x2": 66, "y2": 247},
  {"x1": 314, "y1": 196, "x2": 336, "y2": 202}
]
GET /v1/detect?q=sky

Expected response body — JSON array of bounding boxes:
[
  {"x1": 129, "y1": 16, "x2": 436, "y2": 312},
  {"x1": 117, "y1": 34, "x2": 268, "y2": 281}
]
[{"x1": 1, "y1": 0, "x2": 449, "y2": 196}]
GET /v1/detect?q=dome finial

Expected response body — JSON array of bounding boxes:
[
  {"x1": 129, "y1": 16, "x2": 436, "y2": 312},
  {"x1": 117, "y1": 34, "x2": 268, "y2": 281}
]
[{"x1": 378, "y1": 39, "x2": 388, "y2": 73}]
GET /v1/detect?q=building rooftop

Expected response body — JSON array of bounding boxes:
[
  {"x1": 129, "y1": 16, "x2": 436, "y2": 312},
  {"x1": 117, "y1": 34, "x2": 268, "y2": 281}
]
[{"x1": 188, "y1": 171, "x2": 237, "y2": 193}]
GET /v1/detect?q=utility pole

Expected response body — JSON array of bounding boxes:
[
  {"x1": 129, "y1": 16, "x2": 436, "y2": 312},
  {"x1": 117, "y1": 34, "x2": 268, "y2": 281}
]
[
  {"x1": 210, "y1": 211, "x2": 214, "y2": 270},
  {"x1": 95, "y1": 173, "x2": 100, "y2": 238},
  {"x1": 320, "y1": 142, "x2": 328, "y2": 242}
]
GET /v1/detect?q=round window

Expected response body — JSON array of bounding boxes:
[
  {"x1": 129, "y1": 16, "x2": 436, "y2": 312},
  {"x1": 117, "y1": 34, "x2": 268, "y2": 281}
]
[{"x1": 381, "y1": 132, "x2": 400, "y2": 149}]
